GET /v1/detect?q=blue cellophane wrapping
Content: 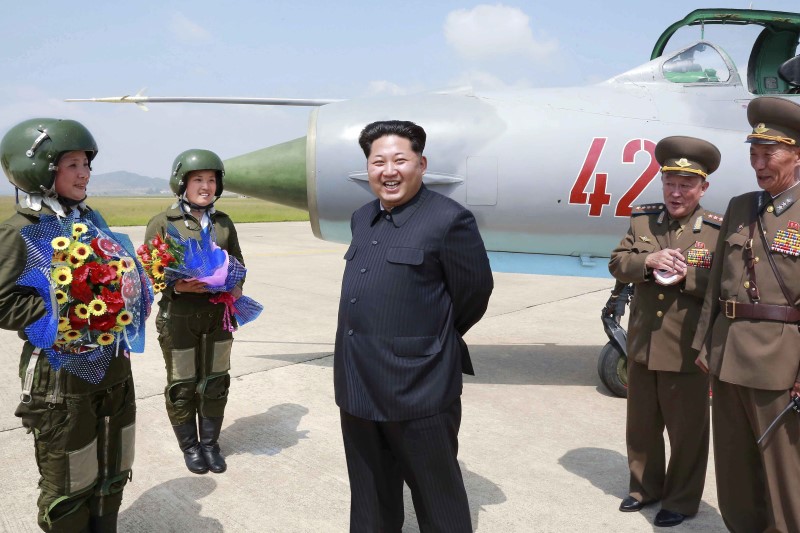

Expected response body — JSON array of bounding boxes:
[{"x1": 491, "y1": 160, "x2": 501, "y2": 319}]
[
  {"x1": 163, "y1": 223, "x2": 262, "y2": 326},
  {"x1": 17, "y1": 210, "x2": 153, "y2": 384}
]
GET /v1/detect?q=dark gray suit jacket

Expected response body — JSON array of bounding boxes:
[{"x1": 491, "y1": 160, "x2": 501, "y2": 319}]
[{"x1": 334, "y1": 185, "x2": 493, "y2": 421}]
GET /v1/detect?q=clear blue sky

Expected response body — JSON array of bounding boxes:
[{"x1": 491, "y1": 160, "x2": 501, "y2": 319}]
[{"x1": 1, "y1": 1, "x2": 798, "y2": 180}]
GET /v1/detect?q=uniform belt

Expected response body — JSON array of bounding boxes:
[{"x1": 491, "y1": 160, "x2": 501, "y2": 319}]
[{"x1": 721, "y1": 298, "x2": 800, "y2": 323}]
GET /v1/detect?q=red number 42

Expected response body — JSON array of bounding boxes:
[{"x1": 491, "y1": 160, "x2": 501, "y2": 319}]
[{"x1": 568, "y1": 137, "x2": 660, "y2": 217}]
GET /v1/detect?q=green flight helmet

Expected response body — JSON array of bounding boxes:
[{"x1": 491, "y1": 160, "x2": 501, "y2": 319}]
[
  {"x1": 170, "y1": 149, "x2": 225, "y2": 197},
  {"x1": 0, "y1": 118, "x2": 97, "y2": 194}
]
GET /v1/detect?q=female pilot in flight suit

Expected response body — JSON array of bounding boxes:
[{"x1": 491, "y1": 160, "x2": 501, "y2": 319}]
[{"x1": 145, "y1": 149, "x2": 244, "y2": 475}]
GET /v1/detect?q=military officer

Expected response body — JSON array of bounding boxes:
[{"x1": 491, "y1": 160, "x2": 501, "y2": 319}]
[
  {"x1": 609, "y1": 136, "x2": 722, "y2": 527},
  {"x1": 145, "y1": 149, "x2": 244, "y2": 475},
  {"x1": 0, "y1": 119, "x2": 151, "y2": 532},
  {"x1": 693, "y1": 96, "x2": 800, "y2": 533}
]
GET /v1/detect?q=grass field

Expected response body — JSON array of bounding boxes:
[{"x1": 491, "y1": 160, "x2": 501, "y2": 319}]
[{"x1": 0, "y1": 196, "x2": 309, "y2": 226}]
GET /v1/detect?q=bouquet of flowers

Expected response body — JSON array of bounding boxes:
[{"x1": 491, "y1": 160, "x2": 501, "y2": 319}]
[
  {"x1": 137, "y1": 224, "x2": 263, "y2": 330},
  {"x1": 17, "y1": 211, "x2": 152, "y2": 384},
  {"x1": 136, "y1": 232, "x2": 184, "y2": 294}
]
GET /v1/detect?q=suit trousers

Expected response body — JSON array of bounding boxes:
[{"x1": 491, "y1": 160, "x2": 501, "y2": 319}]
[
  {"x1": 711, "y1": 376, "x2": 800, "y2": 533},
  {"x1": 339, "y1": 399, "x2": 471, "y2": 533},
  {"x1": 626, "y1": 361, "x2": 709, "y2": 515}
]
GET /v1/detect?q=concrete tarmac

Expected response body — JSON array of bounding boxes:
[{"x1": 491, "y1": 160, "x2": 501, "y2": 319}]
[{"x1": 0, "y1": 221, "x2": 724, "y2": 532}]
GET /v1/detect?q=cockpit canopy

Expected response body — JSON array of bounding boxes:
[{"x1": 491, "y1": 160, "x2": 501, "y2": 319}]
[{"x1": 652, "y1": 9, "x2": 800, "y2": 95}]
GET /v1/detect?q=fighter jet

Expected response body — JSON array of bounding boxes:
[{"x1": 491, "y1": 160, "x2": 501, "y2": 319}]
[
  {"x1": 69, "y1": 8, "x2": 800, "y2": 396},
  {"x1": 68, "y1": 8, "x2": 800, "y2": 277}
]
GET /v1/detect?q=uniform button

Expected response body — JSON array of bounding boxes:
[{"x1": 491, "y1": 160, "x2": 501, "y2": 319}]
[
  {"x1": 767, "y1": 205, "x2": 774, "y2": 213},
  {"x1": 656, "y1": 311, "x2": 664, "y2": 318},
  {"x1": 385, "y1": 214, "x2": 391, "y2": 220},
  {"x1": 350, "y1": 298, "x2": 357, "y2": 304},
  {"x1": 658, "y1": 294, "x2": 664, "y2": 300},
  {"x1": 744, "y1": 281, "x2": 750, "y2": 289},
  {"x1": 348, "y1": 329, "x2": 354, "y2": 336},
  {"x1": 372, "y1": 240, "x2": 378, "y2": 245},
  {"x1": 360, "y1": 268, "x2": 367, "y2": 273}
]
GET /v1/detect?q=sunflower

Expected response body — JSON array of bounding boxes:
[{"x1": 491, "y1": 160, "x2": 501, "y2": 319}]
[
  {"x1": 116, "y1": 310, "x2": 133, "y2": 326},
  {"x1": 154, "y1": 282, "x2": 167, "y2": 293},
  {"x1": 88, "y1": 299, "x2": 107, "y2": 316},
  {"x1": 74, "y1": 304, "x2": 90, "y2": 320},
  {"x1": 51, "y1": 236, "x2": 71, "y2": 251},
  {"x1": 67, "y1": 254, "x2": 84, "y2": 269},
  {"x1": 119, "y1": 257, "x2": 136, "y2": 273},
  {"x1": 112, "y1": 325, "x2": 124, "y2": 333},
  {"x1": 151, "y1": 262, "x2": 166, "y2": 280},
  {"x1": 70, "y1": 243, "x2": 92, "y2": 261},
  {"x1": 51, "y1": 267, "x2": 72, "y2": 285},
  {"x1": 63, "y1": 329, "x2": 81, "y2": 341},
  {"x1": 55, "y1": 290, "x2": 68, "y2": 305},
  {"x1": 57, "y1": 317, "x2": 71, "y2": 332},
  {"x1": 97, "y1": 333, "x2": 115, "y2": 345},
  {"x1": 71, "y1": 223, "x2": 88, "y2": 237}
]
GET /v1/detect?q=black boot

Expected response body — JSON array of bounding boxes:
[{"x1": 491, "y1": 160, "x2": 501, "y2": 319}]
[
  {"x1": 89, "y1": 511, "x2": 118, "y2": 532},
  {"x1": 172, "y1": 421, "x2": 209, "y2": 474},
  {"x1": 199, "y1": 416, "x2": 227, "y2": 473}
]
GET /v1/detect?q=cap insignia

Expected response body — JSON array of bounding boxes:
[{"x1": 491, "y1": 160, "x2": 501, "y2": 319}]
[
  {"x1": 675, "y1": 158, "x2": 692, "y2": 168},
  {"x1": 754, "y1": 123, "x2": 769, "y2": 134}
]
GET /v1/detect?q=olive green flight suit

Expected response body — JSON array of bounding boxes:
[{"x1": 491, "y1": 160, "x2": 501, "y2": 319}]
[
  {"x1": 145, "y1": 205, "x2": 244, "y2": 425},
  {"x1": 0, "y1": 204, "x2": 136, "y2": 532}
]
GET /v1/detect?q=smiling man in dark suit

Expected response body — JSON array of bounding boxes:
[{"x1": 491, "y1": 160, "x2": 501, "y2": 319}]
[{"x1": 335, "y1": 120, "x2": 493, "y2": 532}]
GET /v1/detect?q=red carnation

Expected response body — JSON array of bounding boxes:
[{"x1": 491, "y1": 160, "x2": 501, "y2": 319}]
[
  {"x1": 89, "y1": 263, "x2": 116, "y2": 285},
  {"x1": 152, "y1": 234, "x2": 163, "y2": 247},
  {"x1": 160, "y1": 251, "x2": 175, "y2": 265},
  {"x1": 99, "y1": 287, "x2": 124, "y2": 314},
  {"x1": 72, "y1": 263, "x2": 90, "y2": 284},
  {"x1": 91, "y1": 312, "x2": 117, "y2": 332}
]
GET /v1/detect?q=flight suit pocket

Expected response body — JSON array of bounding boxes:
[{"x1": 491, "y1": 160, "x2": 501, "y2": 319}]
[
  {"x1": 393, "y1": 336, "x2": 442, "y2": 357},
  {"x1": 386, "y1": 247, "x2": 424, "y2": 265}
]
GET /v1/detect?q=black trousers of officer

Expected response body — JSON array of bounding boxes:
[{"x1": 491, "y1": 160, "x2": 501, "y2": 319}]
[{"x1": 339, "y1": 399, "x2": 471, "y2": 533}]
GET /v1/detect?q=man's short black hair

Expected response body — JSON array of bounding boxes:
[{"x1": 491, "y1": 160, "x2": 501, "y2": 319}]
[{"x1": 358, "y1": 120, "x2": 426, "y2": 158}]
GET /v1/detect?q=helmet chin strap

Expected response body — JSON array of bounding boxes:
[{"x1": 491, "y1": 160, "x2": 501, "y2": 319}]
[{"x1": 179, "y1": 193, "x2": 216, "y2": 211}]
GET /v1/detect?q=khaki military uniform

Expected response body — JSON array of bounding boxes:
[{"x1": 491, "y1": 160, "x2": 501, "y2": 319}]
[
  {"x1": 609, "y1": 203, "x2": 721, "y2": 515},
  {"x1": 0, "y1": 204, "x2": 136, "y2": 532},
  {"x1": 693, "y1": 189, "x2": 800, "y2": 533},
  {"x1": 145, "y1": 205, "x2": 244, "y2": 426}
]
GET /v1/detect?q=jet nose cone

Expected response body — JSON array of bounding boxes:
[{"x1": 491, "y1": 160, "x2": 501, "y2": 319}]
[{"x1": 223, "y1": 136, "x2": 308, "y2": 210}]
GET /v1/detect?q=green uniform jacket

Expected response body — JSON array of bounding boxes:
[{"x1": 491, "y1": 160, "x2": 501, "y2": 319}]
[
  {"x1": 609, "y1": 203, "x2": 722, "y2": 373},
  {"x1": 144, "y1": 204, "x2": 244, "y2": 308},
  {"x1": 0, "y1": 207, "x2": 48, "y2": 332},
  {"x1": 693, "y1": 190, "x2": 800, "y2": 390}
]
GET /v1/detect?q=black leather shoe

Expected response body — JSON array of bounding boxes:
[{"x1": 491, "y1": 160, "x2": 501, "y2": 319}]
[
  {"x1": 654, "y1": 509, "x2": 686, "y2": 527},
  {"x1": 619, "y1": 496, "x2": 650, "y2": 512}
]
